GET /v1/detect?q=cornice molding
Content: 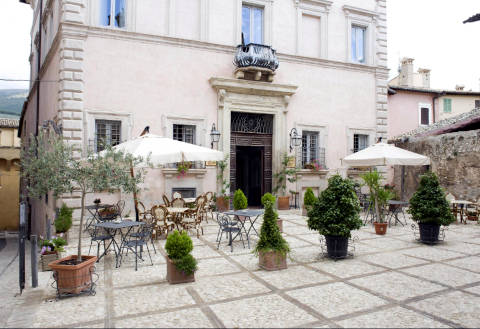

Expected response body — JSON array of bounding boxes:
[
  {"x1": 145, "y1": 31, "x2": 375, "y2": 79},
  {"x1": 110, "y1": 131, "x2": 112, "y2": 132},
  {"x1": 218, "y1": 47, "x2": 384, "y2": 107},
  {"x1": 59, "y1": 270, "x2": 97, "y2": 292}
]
[
  {"x1": 209, "y1": 77, "x2": 298, "y2": 97},
  {"x1": 342, "y1": 5, "x2": 379, "y2": 18}
]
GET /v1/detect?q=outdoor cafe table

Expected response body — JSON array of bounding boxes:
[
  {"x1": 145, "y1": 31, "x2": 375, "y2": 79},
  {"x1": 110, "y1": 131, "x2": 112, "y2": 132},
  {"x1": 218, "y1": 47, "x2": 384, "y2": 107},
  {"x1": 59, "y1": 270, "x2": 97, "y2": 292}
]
[
  {"x1": 183, "y1": 198, "x2": 196, "y2": 204},
  {"x1": 92, "y1": 220, "x2": 144, "y2": 268},
  {"x1": 387, "y1": 200, "x2": 408, "y2": 227},
  {"x1": 85, "y1": 203, "x2": 115, "y2": 230},
  {"x1": 451, "y1": 200, "x2": 473, "y2": 224},
  {"x1": 223, "y1": 209, "x2": 264, "y2": 248},
  {"x1": 166, "y1": 207, "x2": 190, "y2": 229}
]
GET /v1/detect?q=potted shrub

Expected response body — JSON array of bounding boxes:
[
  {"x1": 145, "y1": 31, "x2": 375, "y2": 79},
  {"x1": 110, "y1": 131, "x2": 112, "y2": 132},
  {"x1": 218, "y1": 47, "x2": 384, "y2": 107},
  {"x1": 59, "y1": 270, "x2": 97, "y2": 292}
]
[
  {"x1": 165, "y1": 230, "x2": 198, "y2": 284},
  {"x1": 361, "y1": 170, "x2": 394, "y2": 235},
  {"x1": 307, "y1": 175, "x2": 362, "y2": 259},
  {"x1": 273, "y1": 154, "x2": 298, "y2": 210},
  {"x1": 408, "y1": 172, "x2": 455, "y2": 243},
  {"x1": 39, "y1": 236, "x2": 66, "y2": 271},
  {"x1": 303, "y1": 187, "x2": 316, "y2": 216},
  {"x1": 254, "y1": 200, "x2": 290, "y2": 270},
  {"x1": 22, "y1": 132, "x2": 146, "y2": 295},
  {"x1": 233, "y1": 189, "x2": 248, "y2": 210},
  {"x1": 261, "y1": 193, "x2": 283, "y2": 232},
  {"x1": 216, "y1": 154, "x2": 230, "y2": 211},
  {"x1": 54, "y1": 203, "x2": 73, "y2": 244}
]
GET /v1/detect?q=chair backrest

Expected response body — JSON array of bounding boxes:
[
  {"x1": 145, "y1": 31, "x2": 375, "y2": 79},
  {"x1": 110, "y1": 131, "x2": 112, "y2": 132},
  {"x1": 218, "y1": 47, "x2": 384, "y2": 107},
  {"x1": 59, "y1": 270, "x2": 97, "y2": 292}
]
[
  {"x1": 137, "y1": 201, "x2": 146, "y2": 213},
  {"x1": 205, "y1": 191, "x2": 213, "y2": 202},
  {"x1": 217, "y1": 214, "x2": 237, "y2": 230},
  {"x1": 151, "y1": 205, "x2": 168, "y2": 222},
  {"x1": 116, "y1": 200, "x2": 125, "y2": 216},
  {"x1": 162, "y1": 194, "x2": 171, "y2": 207},
  {"x1": 173, "y1": 191, "x2": 182, "y2": 199},
  {"x1": 195, "y1": 196, "x2": 206, "y2": 219},
  {"x1": 171, "y1": 198, "x2": 186, "y2": 208}
]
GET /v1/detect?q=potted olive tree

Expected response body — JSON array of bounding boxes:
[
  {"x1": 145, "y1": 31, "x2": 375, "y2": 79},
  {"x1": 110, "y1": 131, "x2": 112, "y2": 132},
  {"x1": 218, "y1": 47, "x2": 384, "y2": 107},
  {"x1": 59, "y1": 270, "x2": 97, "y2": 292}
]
[
  {"x1": 54, "y1": 203, "x2": 73, "y2": 244},
  {"x1": 165, "y1": 230, "x2": 198, "y2": 284},
  {"x1": 302, "y1": 187, "x2": 316, "y2": 216},
  {"x1": 216, "y1": 154, "x2": 230, "y2": 212},
  {"x1": 273, "y1": 154, "x2": 297, "y2": 210},
  {"x1": 361, "y1": 170, "x2": 394, "y2": 235},
  {"x1": 254, "y1": 200, "x2": 290, "y2": 270},
  {"x1": 307, "y1": 175, "x2": 362, "y2": 259},
  {"x1": 22, "y1": 132, "x2": 146, "y2": 295},
  {"x1": 261, "y1": 193, "x2": 283, "y2": 232},
  {"x1": 408, "y1": 172, "x2": 455, "y2": 243}
]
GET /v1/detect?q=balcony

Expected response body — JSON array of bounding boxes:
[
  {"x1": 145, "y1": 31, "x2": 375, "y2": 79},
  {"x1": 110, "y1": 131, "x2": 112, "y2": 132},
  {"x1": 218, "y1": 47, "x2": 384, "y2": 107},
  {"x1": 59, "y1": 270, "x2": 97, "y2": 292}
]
[{"x1": 233, "y1": 43, "x2": 279, "y2": 82}]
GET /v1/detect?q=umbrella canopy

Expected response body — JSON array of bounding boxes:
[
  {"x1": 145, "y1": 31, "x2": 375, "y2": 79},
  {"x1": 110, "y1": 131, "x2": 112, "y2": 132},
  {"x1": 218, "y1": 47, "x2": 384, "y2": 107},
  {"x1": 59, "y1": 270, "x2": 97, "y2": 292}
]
[
  {"x1": 342, "y1": 142, "x2": 430, "y2": 167},
  {"x1": 107, "y1": 133, "x2": 224, "y2": 166}
]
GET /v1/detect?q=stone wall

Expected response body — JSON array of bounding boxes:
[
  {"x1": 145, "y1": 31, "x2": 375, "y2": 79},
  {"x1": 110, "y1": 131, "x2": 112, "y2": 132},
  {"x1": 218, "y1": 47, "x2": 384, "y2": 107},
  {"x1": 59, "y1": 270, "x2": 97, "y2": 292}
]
[{"x1": 393, "y1": 129, "x2": 480, "y2": 201}]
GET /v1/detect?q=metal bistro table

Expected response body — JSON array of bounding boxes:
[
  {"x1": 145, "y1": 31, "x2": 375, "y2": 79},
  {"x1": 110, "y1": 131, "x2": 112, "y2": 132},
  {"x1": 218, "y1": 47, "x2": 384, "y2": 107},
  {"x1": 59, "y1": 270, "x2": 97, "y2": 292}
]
[
  {"x1": 387, "y1": 200, "x2": 409, "y2": 227},
  {"x1": 92, "y1": 220, "x2": 145, "y2": 268},
  {"x1": 223, "y1": 209, "x2": 264, "y2": 248},
  {"x1": 85, "y1": 203, "x2": 115, "y2": 230}
]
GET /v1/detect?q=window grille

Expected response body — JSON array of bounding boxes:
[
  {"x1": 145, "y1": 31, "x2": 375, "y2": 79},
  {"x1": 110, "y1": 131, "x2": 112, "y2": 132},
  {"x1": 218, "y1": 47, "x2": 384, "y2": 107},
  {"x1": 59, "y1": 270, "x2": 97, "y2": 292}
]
[
  {"x1": 231, "y1": 112, "x2": 273, "y2": 134},
  {"x1": 173, "y1": 124, "x2": 195, "y2": 144},
  {"x1": 302, "y1": 131, "x2": 318, "y2": 166},
  {"x1": 353, "y1": 134, "x2": 368, "y2": 153},
  {"x1": 95, "y1": 120, "x2": 121, "y2": 152}
]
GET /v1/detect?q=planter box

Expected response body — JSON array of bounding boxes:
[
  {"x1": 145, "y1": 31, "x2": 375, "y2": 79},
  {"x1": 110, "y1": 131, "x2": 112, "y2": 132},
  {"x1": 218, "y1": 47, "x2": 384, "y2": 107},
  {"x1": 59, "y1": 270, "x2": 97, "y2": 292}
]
[
  {"x1": 277, "y1": 196, "x2": 289, "y2": 210},
  {"x1": 49, "y1": 255, "x2": 97, "y2": 295},
  {"x1": 259, "y1": 250, "x2": 287, "y2": 271},
  {"x1": 40, "y1": 252, "x2": 59, "y2": 271},
  {"x1": 418, "y1": 223, "x2": 440, "y2": 244},
  {"x1": 166, "y1": 257, "x2": 195, "y2": 284},
  {"x1": 324, "y1": 235, "x2": 349, "y2": 259},
  {"x1": 277, "y1": 219, "x2": 283, "y2": 233}
]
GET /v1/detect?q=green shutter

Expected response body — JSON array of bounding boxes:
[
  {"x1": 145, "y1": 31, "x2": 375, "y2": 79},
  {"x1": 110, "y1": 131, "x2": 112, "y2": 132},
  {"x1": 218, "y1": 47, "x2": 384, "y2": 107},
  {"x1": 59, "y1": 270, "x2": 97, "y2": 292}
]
[{"x1": 443, "y1": 98, "x2": 452, "y2": 113}]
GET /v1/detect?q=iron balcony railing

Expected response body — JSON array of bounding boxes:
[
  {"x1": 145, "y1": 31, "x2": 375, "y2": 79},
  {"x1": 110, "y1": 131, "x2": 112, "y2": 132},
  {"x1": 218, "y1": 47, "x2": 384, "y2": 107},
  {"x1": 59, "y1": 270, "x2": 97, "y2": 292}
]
[{"x1": 233, "y1": 43, "x2": 279, "y2": 71}]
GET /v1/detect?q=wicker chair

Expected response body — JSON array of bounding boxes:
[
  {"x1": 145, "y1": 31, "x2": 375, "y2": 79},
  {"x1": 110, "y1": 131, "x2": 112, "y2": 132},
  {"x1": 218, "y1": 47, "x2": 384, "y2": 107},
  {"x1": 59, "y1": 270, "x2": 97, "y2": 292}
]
[
  {"x1": 182, "y1": 196, "x2": 206, "y2": 238},
  {"x1": 204, "y1": 191, "x2": 214, "y2": 221},
  {"x1": 173, "y1": 191, "x2": 182, "y2": 199},
  {"x1": 466, "y1": 203, "x2": 479, "y2": 222},
  {"x1": 137, "y1": 201, "x2": 152, "y2": 220},
  {"x1": 171, "y1": 198, "x2": 186, "y2": 208},
  {"x1": 151, "y1": 205, "x2": 176, "y2": 239},
  {"x1": 162, "y1": 194, "x2": 171, "y2": 207},
  {"x1": 116, "y1": 200, "x2": 125, "y2": 219}
]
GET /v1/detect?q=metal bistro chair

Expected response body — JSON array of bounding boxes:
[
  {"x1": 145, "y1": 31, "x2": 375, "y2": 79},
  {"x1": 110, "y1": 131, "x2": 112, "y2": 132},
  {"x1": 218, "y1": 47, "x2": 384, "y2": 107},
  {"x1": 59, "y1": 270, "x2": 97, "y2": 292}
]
[
  {"x1": 216, "y1": 214, "x2": 245, "y2": 252},
  {"x1": 120, "y1": 223, "x2": 154, "y2": 271},
  {"x1": 151, "y1": 205, "x2": 175, "y2": 239},
  {"x1": 98, "y1": 205, "x2": 119, "y2": 222},
  {"x1": 87, "y1": 225, "x2": 113, "y2": 262}
]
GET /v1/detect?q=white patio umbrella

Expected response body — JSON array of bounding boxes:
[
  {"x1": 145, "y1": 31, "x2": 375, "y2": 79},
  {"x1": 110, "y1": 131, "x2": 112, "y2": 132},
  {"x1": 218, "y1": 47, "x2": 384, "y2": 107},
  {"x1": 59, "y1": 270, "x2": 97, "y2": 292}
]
[
  {"x1": 103, "y1": 133, "x2": 224, "y2": 220},
  {"x1": 342, "y1": 142, "x2": 431, "y2": 222}
]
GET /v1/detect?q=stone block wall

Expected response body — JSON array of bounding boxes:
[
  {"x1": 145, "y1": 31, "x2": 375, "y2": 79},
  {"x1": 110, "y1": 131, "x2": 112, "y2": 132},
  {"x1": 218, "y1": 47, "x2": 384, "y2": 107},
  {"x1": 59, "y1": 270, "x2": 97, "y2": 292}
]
[{"x1": 393, "y1": 129, "x2": 480, "y2": 201}]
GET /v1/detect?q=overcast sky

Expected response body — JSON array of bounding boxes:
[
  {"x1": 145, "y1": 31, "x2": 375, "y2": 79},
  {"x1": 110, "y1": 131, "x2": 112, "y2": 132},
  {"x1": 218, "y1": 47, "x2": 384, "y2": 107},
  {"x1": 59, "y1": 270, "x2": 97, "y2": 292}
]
[{"x1": 0, "y1": 0, "x2": 479, "y2": 90}]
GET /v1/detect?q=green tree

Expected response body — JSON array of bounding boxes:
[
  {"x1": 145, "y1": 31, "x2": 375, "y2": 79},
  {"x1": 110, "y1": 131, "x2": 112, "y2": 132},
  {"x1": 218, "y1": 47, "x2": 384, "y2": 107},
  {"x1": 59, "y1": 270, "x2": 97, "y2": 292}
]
[
  {"x1": 307, "y1": 175, "x2": 362, "y2": 237},
  {"x1": 55, "y1": 203, "x2": 73, "y2": 233},
  {"x1": 303, "y1": 188, "x2": 316, "y2": 208},
  {"x1": 21, "y1": 132, "x2": 147, "y2": 262},
  {"x1": 360, "y1": 170, "x2": 394, "y2": 223},
  {"x1": 273, "y1": 153, "x2": 297, "y2": 196},
  {"x1": 408, "y1": 172, "x2": 455, "y2": 225},
  {"x1": 254, "y1": 201, "x2": 290, "y2": 256},
  {"x1": 165, "y1": 230, "x2": 197, "y2": 275},
  {"x1": 216, "y1": 154, "x2": 230, "y2": 199}
]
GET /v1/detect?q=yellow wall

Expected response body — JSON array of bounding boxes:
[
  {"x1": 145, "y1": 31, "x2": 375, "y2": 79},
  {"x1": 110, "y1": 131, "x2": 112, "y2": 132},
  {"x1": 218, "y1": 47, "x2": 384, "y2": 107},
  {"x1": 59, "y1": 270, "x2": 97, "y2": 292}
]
[
  {"x1": 0, "y1": 127, "x2": 20, "y2": 147},
  {"x1": 438, "y1": 95, "x2": 480, "y2": 120},
  {"x1": 0, "y1": 126, "x2": 20, "y2": 231}
]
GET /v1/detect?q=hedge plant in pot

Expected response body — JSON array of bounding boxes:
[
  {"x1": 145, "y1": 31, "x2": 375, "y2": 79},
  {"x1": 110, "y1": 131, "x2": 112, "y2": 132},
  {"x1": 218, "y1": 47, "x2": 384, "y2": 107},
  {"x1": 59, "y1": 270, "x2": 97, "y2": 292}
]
[
  {"x1": 216, "y1": 154, "x2": 230, "y2": 211},
  {"x1": 261, "y1": 193, "x2": 283, "y2": 232},
  {"x1": 273, "y1": 154, "x2": 298, "y2": 210},
  {"x1": 307, "y1": 175, "x2": 362, "y2": 259},
  {"x1": 303, "y1": 187, "x2": 316, "y2": 216},
  {"x1": 165, "y1": 230, "x2": 198, "y2": 283},
  {"x1": 361, "y1": 170, "x2": 394, "y2": 235},
  {"x1": 408, "y1": 172, "x2": 455, "y2": 243},
  {"x1": 21, "y1": 132, "x2": 146, "y2": 295},
  {"x1": 254, "y1": 200, "x2": 290, "y2": 270},
  {"x1": 55, "y1": 203, "x2": 73, "y2": 244}
]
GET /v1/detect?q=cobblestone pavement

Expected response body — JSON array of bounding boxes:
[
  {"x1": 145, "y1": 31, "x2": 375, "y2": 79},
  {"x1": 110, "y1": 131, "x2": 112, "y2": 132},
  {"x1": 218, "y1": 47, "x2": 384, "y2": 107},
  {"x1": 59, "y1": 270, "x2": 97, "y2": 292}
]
[{"x1": 5, "y1": 210, "x2": 480, "y2": 328}]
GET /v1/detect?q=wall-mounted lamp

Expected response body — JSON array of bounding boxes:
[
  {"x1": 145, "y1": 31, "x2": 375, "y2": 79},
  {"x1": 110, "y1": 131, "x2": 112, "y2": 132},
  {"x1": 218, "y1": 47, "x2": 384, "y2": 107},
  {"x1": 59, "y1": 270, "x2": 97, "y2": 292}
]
[
  {"x1": 210, "y1": 123, "x2": 221, "y2": 149},
  {"x1": 289, "y1": 127, "x2": 302, "y2": 152}
]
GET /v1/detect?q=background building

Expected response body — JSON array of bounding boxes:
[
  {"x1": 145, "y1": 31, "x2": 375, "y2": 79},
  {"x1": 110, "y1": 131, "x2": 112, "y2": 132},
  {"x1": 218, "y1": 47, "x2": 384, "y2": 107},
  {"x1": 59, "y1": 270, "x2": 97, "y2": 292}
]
[{"x1": 20, "y1": 0, "x2": 388, "y2": 235}]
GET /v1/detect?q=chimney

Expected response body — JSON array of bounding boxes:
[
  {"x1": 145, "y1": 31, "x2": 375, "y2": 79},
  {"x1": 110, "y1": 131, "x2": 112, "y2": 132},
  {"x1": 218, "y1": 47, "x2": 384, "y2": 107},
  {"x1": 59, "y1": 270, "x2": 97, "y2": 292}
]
[
  {"x1": 418, "y1": 68, "x2": 431, "y2": 88},
  {"x1": 455, "y1": 84, "x2": 465, "y2": 91},
  {"x1": 399, "y1": 57, "x2": 414, "y2": 87}
]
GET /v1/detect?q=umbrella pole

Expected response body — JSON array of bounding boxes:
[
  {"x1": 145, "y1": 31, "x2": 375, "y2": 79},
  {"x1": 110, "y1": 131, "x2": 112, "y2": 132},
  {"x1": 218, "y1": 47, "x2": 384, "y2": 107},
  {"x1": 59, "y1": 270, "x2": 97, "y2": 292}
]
[
  {"x1": 130, "y1": 163, "x2": 140, "y2": 222},
  {"x1": 401, "y1": 165, "x2": 405, "y2": 201}
]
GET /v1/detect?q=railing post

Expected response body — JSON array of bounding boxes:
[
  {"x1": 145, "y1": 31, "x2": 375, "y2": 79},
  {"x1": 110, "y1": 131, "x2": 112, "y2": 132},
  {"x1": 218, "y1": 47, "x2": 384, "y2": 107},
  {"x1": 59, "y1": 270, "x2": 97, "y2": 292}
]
[
  {"x1": 31, "y1": 235, "x2": 38, "y2": 288},
  {"x1": 19, "y1": 202, "x2": 26, "y2": 294}
]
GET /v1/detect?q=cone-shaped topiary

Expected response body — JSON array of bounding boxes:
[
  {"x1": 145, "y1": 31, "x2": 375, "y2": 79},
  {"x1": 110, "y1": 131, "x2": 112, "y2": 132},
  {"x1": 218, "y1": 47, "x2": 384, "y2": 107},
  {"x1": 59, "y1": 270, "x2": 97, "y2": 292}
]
[
  {"x1": 165, "y1": 230, "x2": 198, "y2": 275},
  {"x1": 408, "y1": 172, "x2": 455, "y2": 226},
  {"x1": 307, "y1": 175, "x2": 362, "y2": 237},
  {"x1": 254, "y1": 201, "x2": 290, "y2": 256},
  {"x1": 233, "y1": 189, "x2": 248, "y2": 210},
  {"x1": 54, "y1": 203, "x2": 73, "y2": 233},
  {"x1": 261, "y1": 192, "x2": 276, "y2": 207},
  {"x1": 303, "y1": 188, "x2": 316, "y2": 208}
]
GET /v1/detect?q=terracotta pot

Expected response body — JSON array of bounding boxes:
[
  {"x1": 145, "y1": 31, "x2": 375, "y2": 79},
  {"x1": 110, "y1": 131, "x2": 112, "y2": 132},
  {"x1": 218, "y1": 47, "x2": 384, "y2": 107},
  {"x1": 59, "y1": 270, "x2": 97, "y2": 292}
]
[
  {"x1": 374, "y1": 222, "x2": 388, "y2": 235},
  {"x1": 166, "y1": 257, "x2": 195, "y2": 284},
  {"x1": 277, "y1": 196, "x2": 290, "y2": 210},
  {"x1": 277, "y1": 219, "x2": 283, "y2": 233},
  {"x1": 216, "y1": 196, "x2": 229, "y2": 212},
  {"x1": 49, "y1": 255, "x2": 97, "y2": 294},
  {"x1": 259, "y1": 250, "x2": 287, "y2": 271}
]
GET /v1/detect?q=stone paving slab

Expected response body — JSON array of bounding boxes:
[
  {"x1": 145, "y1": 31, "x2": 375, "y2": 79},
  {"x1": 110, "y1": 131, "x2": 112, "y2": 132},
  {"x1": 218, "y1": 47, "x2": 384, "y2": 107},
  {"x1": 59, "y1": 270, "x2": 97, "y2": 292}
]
[{"x1": 400, "y1": 263, "x2": 480, "y2": 287}]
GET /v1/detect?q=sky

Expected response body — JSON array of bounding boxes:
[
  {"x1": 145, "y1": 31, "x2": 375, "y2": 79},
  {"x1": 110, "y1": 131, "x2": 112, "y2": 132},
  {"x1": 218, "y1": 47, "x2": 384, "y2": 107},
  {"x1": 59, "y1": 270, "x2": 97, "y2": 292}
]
[{"x1": 0, "y1": 0, "x2": 479, "y2": 91}]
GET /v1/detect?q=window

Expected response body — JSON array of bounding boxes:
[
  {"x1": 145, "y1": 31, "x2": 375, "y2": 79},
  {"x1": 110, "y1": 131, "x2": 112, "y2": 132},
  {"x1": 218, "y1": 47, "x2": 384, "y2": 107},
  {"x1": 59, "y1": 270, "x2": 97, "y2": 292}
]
[
  {"x1": 353, "y1": 134, "x2": 368, "y2": 153},
  {"x1": 443, "y1": 98, "x2": 452, "y2": 113},
  {"x1": 351, "y1": 26, "x2": 366, "y2": 63},
  {"x1": 242, "y1": 5, "x2": 263, "y2": 44},
  {"x1": 420, "y1": 107, "x2": 430, "y2": 125},
  {"x1": 302, "y1": 131, "x2": 318, "y2": 166},
  {"x1": 99, "y1": 0, "x2": 125, "y2": 28},
  {"x1": 173, "y1": 124, "x2": 195, "y2": 144},
  {"x1": 95, "y1": 120, "x2": 121, "y2": 152},
  {"x1": 475, "y1": 100, "x2": 480, "y2": 108}
]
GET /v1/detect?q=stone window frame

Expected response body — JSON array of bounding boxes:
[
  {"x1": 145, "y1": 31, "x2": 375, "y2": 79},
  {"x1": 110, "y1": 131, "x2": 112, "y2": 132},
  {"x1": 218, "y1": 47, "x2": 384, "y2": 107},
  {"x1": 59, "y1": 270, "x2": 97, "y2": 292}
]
[
  {"x1": 418, "y1": 102, "x2": 432, "y2": 126},
  {"x1": 343, "y1": 5, "x2": 377, "y2": 66},
  {"x1": 295, "y1": 122, "x2": 328, "y2": 168},
  {"x1": 236, "y1": 0, "x2": 273, "y2": 46},
  {"x1": 89, "y1": 0, "x2": 135, "y2": 30},
  {"x1": 346, "y1": 127, "x2": 375, "y2": 155},
  {"x1": 162, "y1": 114, "x2": 207, "y2": 148},
  {"x1": 294, "y1": 0, "x2": 332, "y2": 59}
]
